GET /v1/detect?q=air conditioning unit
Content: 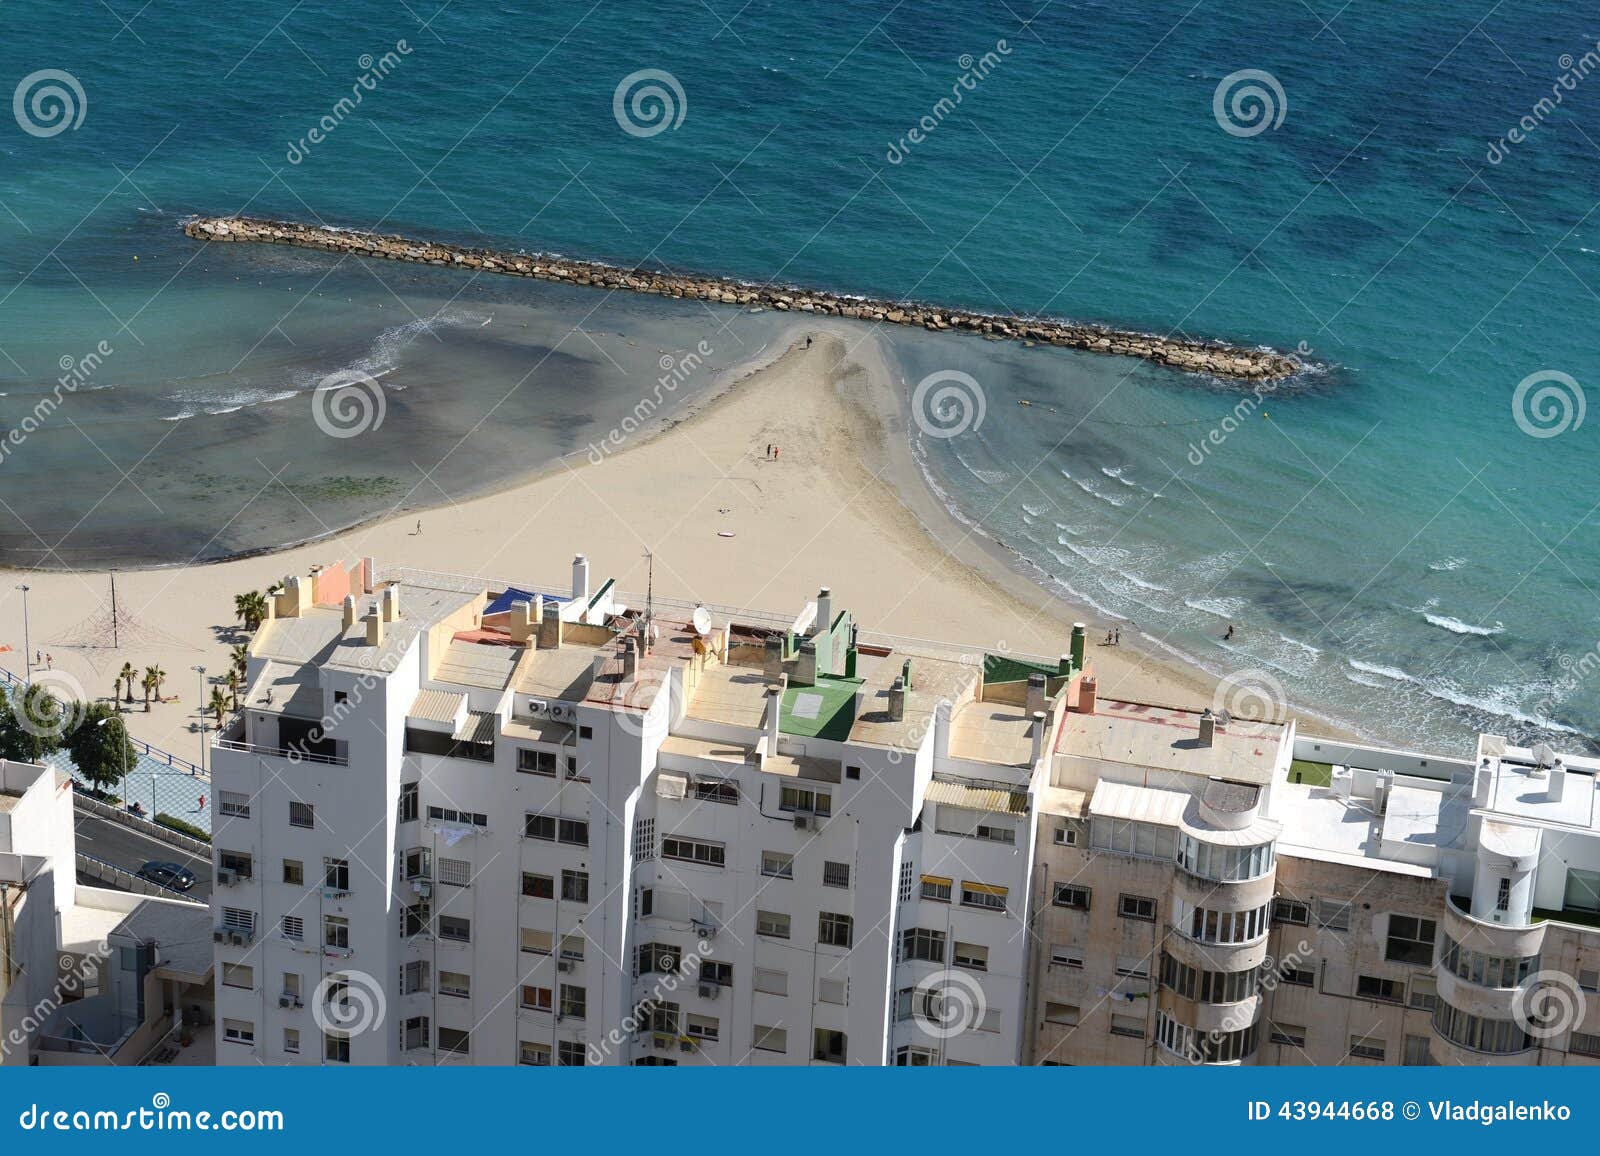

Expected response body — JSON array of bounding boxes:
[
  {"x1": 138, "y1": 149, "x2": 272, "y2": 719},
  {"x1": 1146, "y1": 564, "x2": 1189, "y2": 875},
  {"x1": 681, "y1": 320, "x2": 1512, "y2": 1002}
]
[
  {"x1": 215, "y1": 867, "x2": 237, "y2": 887},
  {"x1": 697, "y1": 982, "x2": 719, "y2": 1000},
  {"x1": 213, "y1": 930, "x2": 226, "y2": 943},
  {"x1": 226, "y1": 929, "x2": 247, "y2": 946},
  {"x1": 692, "y1": 920, "x2": 716, "y2": 939},
  {"x1": 557, "y1": 960, "x2": 573, "y2": 973},
  {"x1": 527, "y1": 699, "x2": 550, "y2": 718},
  {"x1": 278, "y1": 994, "x2": 302, "y2": 1009},
  {"x1": 548, "y1": 704, "x2": 570, "y2": 722},
  {"x1": 411, "y1": 880, "x2": 432, "y2": 897},
  {"x1": 679, "y1": 1039, "x2": 694, "y2": 1053},
  {"x1": 653, "y1": 1033, "x2": 674, "y2": 1051},
  {"x1": 793, "y1": 812, "x2": 815, "y2": 832}
]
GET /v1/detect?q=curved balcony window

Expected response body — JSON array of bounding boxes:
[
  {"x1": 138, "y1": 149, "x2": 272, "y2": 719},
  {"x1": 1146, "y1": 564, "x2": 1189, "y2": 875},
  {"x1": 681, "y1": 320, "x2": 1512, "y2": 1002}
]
[
  {"x1": 1177, "y1": 901, "x2": 1271, "y2": 945},
  {"x1": 1156, "y1": 1011, "x2": 1259, "y2": 1064},
  {"x1": 1177, "y1": 834, "x2": 1275, "y2": 883},
  {"x1": 1160, "y1": 953, "x2": 1261, "y2": 1004},
  {"x1": 1431, "y1": 1003, "x2": 1532, "y2": 1055},
  {"x1": 1437, "y1": 933, "x2": 1538, "y2": 990}
]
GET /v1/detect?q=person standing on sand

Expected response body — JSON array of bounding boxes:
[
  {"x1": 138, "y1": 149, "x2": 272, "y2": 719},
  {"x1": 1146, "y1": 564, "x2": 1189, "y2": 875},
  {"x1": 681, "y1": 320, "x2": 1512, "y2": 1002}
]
[{"x1": 416, "y1": 519, "x2": 422, "y2": 535}]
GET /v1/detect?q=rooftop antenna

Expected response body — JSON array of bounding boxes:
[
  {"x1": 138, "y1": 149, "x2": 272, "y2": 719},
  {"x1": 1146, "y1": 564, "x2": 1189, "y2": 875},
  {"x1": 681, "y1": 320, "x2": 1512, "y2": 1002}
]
[{"x1": 642, "y1": 548, "x2": 654, "y2": 654}]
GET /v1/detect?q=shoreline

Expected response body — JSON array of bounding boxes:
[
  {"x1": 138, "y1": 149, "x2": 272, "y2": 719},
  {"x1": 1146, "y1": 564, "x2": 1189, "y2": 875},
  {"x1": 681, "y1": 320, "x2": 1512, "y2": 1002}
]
[
  {"x1": 183, "y1": 215, "x2": 1303, "y2": 382},
  {"x1": 0, "y1": 325, "x2": 1353, "y2": 769}
]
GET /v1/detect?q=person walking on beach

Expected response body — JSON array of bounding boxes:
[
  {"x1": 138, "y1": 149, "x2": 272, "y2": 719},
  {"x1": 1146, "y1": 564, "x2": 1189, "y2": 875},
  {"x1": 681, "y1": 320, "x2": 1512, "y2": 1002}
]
[
  {"x1": 44, "y1": 653, "x2": 51, "y2": 670},
  {"x1": 804, "y1": 336, "x2": 812, "y2": 349},
  {"x1": 415, "y1": 519, "x2": 422, "y2": 535},
  {"x1": 1224, "y1": 623, "x2": 1236, "y2": 641}
]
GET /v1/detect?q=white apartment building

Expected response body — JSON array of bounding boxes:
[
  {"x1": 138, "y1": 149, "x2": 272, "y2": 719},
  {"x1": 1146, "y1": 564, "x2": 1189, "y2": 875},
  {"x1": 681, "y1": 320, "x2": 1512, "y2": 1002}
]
[
  {"x1": 210, "y1": 559, "x2": 1071, "y2": 1065},
  {"x1": 1029, "y1": 695, "x2": 1600, "y2": 1067}
]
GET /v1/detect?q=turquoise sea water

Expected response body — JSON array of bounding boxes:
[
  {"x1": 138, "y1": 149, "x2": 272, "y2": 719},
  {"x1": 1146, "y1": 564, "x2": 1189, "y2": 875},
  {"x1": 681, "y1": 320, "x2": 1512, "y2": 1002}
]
[{"x1": 1, "y1": 0, "x2": 1597, "y2": 752}]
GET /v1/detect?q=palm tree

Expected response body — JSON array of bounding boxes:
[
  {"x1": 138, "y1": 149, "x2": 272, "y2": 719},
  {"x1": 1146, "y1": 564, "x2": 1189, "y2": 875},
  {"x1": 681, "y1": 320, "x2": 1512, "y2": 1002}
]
[
  {"x1": 230, "y1": 643, "x2": 249, "y2": 678},
  {"x1": 148, "y1": 664, "x2": 167, "y2": 703},
  {"x1": 234, "y1": 590, "x2": 269, "y2": 632},
  {"x1": 225, "y1": 668, "x2": 241, "y2": 710},
  {"x1": 118, "y1": 662, "x2": 136, "y2": 704},
  {"x1": 141, "y1": 668, "x2": 157, "y2": 711},
  {"x1": 208, "y1": 687, "x2": 228, "y2": 726}
]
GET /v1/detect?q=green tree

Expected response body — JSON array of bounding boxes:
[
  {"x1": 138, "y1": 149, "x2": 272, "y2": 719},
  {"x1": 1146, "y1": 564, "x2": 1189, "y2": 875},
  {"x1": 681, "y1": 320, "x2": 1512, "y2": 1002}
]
[
  {"x1": 148, "y1": 664, "x2": 167, "y2": 702},
  {"x1": 229, "y1": 644, "x2": 249, "y2": 679},
  {"x1": 208, "y1": 687, "x2": 229, "y2": 726},
  {"x1": 234, "y1": 590, "x2": 269, "y2": 632},
  {"x1": 118, "y1": 662, "x2": 136, "y2": 703},
  {"x1": 225, "y1": 668, "x2": 241, "y2": 710},
  {"x1": 65, "y1": 705, "x2": 136, "y2": 794},
  {"x1": 0, "y1": 683, "x2": 69, "y2": 763},
  {"x1": 140, "y1": 669, "x2": 157, "y2": 712}
]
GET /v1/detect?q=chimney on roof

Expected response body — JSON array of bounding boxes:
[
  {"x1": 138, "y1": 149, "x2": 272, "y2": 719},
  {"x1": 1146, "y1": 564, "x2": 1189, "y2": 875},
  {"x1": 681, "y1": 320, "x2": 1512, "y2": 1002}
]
[
  {"x1": 1026, "y1": 672, "x2": 1048, "y2": 717},
  {"x1": 571, "y1": 554, "x2": 590, "y2": 603},
  {"x1": 539, "y1": 600, "x2": 563, "y2": 650},
  {"x1": 815, "y1": 586, "x2": 831, "y2": 635},
  {"x1": 364, "y1": 611, "x2": 384, "y2": 647},
  {"x1": 342, "y1": 594, "x2": 357, "y2": 630},
  {"x1": 763, "y1": 636, "x2": 784, "y2": 682},
  {"x1": 360, "y1": 556, "x2": 375, "y2": 593},
  {"x1": 888, "y1": 677, "x2": 906, "y2": 722},
  {"x1": 1031, "y1": 710, "x2": 1048, "y2": 764},
  {"x1": 1059, "y1": 653, "x2": 1072, "y2": 677},
  {"x1": 1070, "y1": 622, "x2": 1087, "y2": 672},
  {"x1": 1550, "y1": 757, "x2": 1568, "y2": 802},
  {"x1": 1076, "y1": 676, "x2": 1097, "y2": 715},
  {"x1": 1198, "y1": 708, "x2": 1216, "y2": 748},
  {"x1": 622, "y1": 636, "x2": 639, "y2": 682},
  {"x1": 381, "y1": 583, "x2": 400, "y2": 622},
  {"x1": 1475, "y1": 757, "x2": 1494, "y2": 806},
  {"x1": 509, "y1": 599, "x2": 535, "y2": 645},
  {"x1": 765, "y1": 684, "x2": 783, "y2": 750}
]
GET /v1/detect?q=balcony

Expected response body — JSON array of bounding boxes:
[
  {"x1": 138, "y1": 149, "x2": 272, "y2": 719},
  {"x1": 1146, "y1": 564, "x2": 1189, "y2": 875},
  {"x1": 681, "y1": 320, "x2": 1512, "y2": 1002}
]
[{"x1": 213, "y1": 736, "x2": 349, "y2": 767}]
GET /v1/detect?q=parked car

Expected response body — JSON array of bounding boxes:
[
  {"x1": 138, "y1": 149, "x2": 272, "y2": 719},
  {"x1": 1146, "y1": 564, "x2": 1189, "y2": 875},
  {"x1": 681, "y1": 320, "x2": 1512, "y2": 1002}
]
[{"x1": 136, "y1": 861, "x2": 196, "y2": 891}]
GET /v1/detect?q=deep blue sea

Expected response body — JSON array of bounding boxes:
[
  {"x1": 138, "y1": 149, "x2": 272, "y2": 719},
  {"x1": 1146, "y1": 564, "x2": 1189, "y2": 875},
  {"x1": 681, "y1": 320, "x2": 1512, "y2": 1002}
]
[{"x1": 1, "y1": 0, "x2": 1597, "y2": 753}]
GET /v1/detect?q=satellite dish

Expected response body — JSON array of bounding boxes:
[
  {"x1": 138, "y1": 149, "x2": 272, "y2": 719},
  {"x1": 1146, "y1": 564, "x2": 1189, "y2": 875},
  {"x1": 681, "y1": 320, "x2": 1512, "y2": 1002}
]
[
  {"x1": 692, "y1": 606, "x2": 712, "y2": 636},
  {"x1": 1533, "y1": 742, "x2": 1556, "y2": 768}
]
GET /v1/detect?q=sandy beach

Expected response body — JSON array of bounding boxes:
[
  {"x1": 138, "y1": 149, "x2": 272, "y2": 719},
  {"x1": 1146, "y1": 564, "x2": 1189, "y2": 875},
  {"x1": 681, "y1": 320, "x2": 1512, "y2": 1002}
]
[{"x1": 0, "y1": 323, "x2": 1271, "y2": 765}]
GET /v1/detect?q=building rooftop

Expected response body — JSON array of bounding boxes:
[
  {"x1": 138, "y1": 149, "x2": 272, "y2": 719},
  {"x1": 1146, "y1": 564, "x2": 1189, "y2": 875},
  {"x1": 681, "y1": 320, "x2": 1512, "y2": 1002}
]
[
  {"x1": 686, "y1": 664, "x2": 770, "y2": 729},
  {"x1": 251, "y1": 582, "x2": 476, "y2": 674},
  {"x1": 847, "y1": 647, "x2": 971, "y2": 750},
  {"x1": 112, "y1": 898, "x2": 213, "y2": 982},
  {"x1": 1056, "y1": 699, "x2": 1286, "y2": 786},
  {"x1": 948, "y1": 700, "x2": 1038, "y2": 768}
]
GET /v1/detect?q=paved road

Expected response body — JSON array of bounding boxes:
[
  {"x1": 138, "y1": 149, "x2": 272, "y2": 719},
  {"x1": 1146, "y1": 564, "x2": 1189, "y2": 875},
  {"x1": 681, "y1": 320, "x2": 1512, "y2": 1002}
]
[{"x1": 73, "y1": 808, "x2": 213, "y2": 902}]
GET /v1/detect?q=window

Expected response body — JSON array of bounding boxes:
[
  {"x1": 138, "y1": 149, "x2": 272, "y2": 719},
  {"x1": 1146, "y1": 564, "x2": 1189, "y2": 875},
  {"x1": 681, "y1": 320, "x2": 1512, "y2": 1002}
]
[
  {"x1": 1384, "y1": 915, "x2": 1437, "y2": 967},
  {"x1": 1348, "y1": 1033, "x2": 1386, "y2": 1061},
  {"x1": 1570, "y1": 1031, "x2": 1600, "y2": 1058},
  {"x1": 403, "y1": 848, "x2": 431, "y2": 880},
  {"x1": 402, "y1": 901, "x2": 431, "y2": 938},
  {"x1": 1273, "y1": 897, "x2": 1309, "y2": 925},
  {"x1": 686, "y1": 1014, "x2": 719, "y2": 1041},
  {"x1": 398, "y1": 782, "x2": 418, "y2": 824},
  {"x1": 559, "y1": 984, "x2": 587, "y2": 1019},
  {"x1": 1053, "y1": 822, "x2": 1081, "y2": 846},
  {"x1": 813, "y1": 1029, "x2": 847, "y2": 1064},
  {"x1": 1156, "y1": 1013, "x2": 1257, "y2": 1062},
  {"x1": 520, "y1": 985, "x2": 552, "y2": 1012},
  {"x1": 1315, "y1": 899, "x2": 1351, "y2": 931},
  {"x1": 524, "y1": 814, "x2": 555, "y2": 841},
  {"x1": 1052, "y1": 883, "x2": 1090, "y2": 910},
  {"x1": 222, "y1": 1019, "x2": 254, "y2": 1044},
  {"x1": 577, "y1": 725, "x2": 593, "y2": 740},
  {"x1": 324, "y1": 1033, "x2": 350, "y2": 1063},
  {"x1": 521, "y1": 929, "x2": 553, "y2": 956},
  {"x1": 219, "y1": 790, "x2": 250, "y2": 818},
  {"x1": 1177, "y1": 833, "x2": 1274, "y2": 882},
  {"x1": 562, "y1": 869, "x2": 590, "y2": 903},
  {"x1": 1403, "y1": 1035, "x2": 1433, "y2": 1066},
  {"x1": 283, "y1": 1028, "x2": 300, "y2": 1054},
  {"x1": 333, "y1": 691, "x2": 347, "y2": 704},
  {"x1": 402, "y1": 961, "x2": 429, "y2": 995},
  {"x1": 437, "y1": 858, "x2": 470, "y2": 887},
  {"x1": 1115, "y1": 954, "x2": 1151, "y2": 979},
  {"x1": 282, "y1": 973, "x2": 301, "y2": 1001},
  {"x1": 846, "y1": 764, "x2": 861, "y2": 780},
  {"x1": 901, "y1": 928, "x2": 946, "y2": 963},
  {"x1": 439, "y1": 916, "x2": 470, "y2": 943},
  {"x1": 899, "y1": 861, "x2": 915, "y2": 903},
  {"x1": 1497, "y1": 877, "x2": 1511, "y2": 913},
  {"x1": 818, "y1": 912, "x2": 853, "y2": 948},
  {"x1": 439, "y1": 970, "x2": 470, "y2": 997},
  {"x1": 954, "y1": 942, "x2": 988, "y2": 971},
  {"x1": 401, "y1": 1016, "x2": 429, "y2": 1052},
  {"x1": 633, "y1": 817, "x2": 655, "y2": 860},
  {"x1": 323, "y1": 857, "x2": 350, "y2": 893},
  {"x1": 1580, "y1": 969, "x2": 1600, "y2": 993},
  {"x1": 518, "y1": 748, "x2": 558, "y2": 776},
  {"x1": 699, "y1": 960, "x2": 733, "y2": 987},
  {"x1": 975, "y1": 823, "x2": 1016, "y2": 845},
  {"x1": 520, "y1": 1041, "x2": 551, "y2": 1066},
  {"x1": 1270, "y1": 1022, "x2": 1307, "y2": 1048},
  {"x1": 566, "y1": 756, "x2": 586, "y2": 782},
  {"x1": 693, "y1": 778, "x2": 738, "y2": 804},
  {"x1": 823, "y1": 860, "x2": 851, "y2": 888},
  {"x1": 757, "y1": 911, "x2": 791, "y2": 939},
  {"x1": 282, "y1": 859, "x2": 303, "y2": 885},
  {"x1": 960, "y1": 882, "x2": 1008, "y2": 913},
  {"x1": 1160, "y1": 954, "x2": 1259, "y2": 1003},
  {"x1": 754, "y1": 968, "x2": 787, "y2": 995},
  {"x1": 1092, "y1": 817, "x2": 1177, "y2": 860},
  {"x1": 1279, "y1": 964, "x2": 1314, "y2": 987},
  {"x1": 1409, "y1": 975, "x2": 1438, "y2": 1011},
  {"x1": 222, "y1": 963, "x2": 253, "y2": 990},
  {"x1": 323, "y1": 915, "x2": 349, "y2": 950},
  {"x1": 818, "y1": 977, "x2": 847, "y2": 1005},
  {"x1": 761, "y1": 851, "x2": 794, "y2": 879},
  {"x1": 281, "y1": 915, "x2": 304, "y2": 941},
  {"x1": 1109, "y1": 1015, "x2": 1145, "y2": 1039},
  {"x1": 1356, "y1": 975, "x2": 1403, "y2": 1003},
  {"x1": 559, "y1": 819, "x2": 589, "y2": 846},
  {"x1": 427, "y1": 806, "x2": 488, "y2": 827},
  {"x1": 1183, "y1": 902, "x2": 1270, "y2": 944},
  {"x1": 1045, "y1": 1002, "x2": 1080, "y2": 1026},
  {"x1": 437, "y1": 1028, "x2": 470, "y2": 1056},
  {"x1": 1431, "y1": 1004, "x2": 1532, "y2": 1055},
  {"x1": 222, "y1": 907, "x2": 255, "y2": 933},
  {"x1": 1119, "y1": 894, "x2": 1156, "y2": 922},
  {"x1": 560, "y1": 934, "x2": 585, "y2": 961},
  {"x1": 289, "y1": 801, "x2": 313, "y2": 829},
  {"x1": 663, "y1": 835, "x2": 725, "y2": 867},
  {"x1": 779, "y1": 785, "x2": 831, "y2": 816},
  {"x1": 1437, "y1": 933, "x2": 1538, "y2": 989},
  {"x1": 637, "y1": 942, "x2": 680, "y2": 975},
  {"x1": 218, "y1": 849, "x2": 253, "y2": 879},
  {"x1": 1050, "y1": 945, "x2": 1083, "y2": 969},
  {"x1": 405, "y1": 726, "x2": 493, "y2": 763},
  {"x1": 557, "y1": 1041, "x2": 587, "y2": 1066},
  {"x1": 752, "y1": 1025, "x2": 786, "y2": 1053}
]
